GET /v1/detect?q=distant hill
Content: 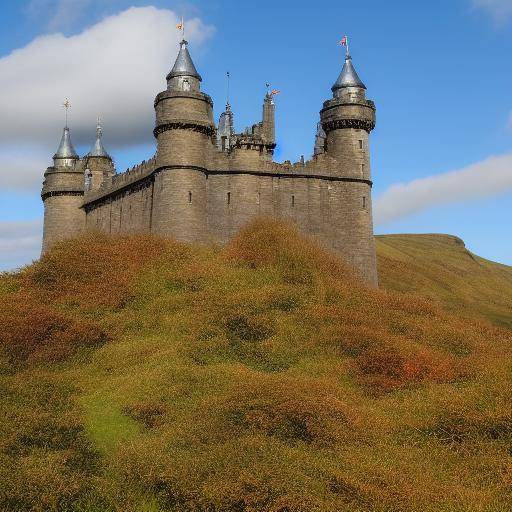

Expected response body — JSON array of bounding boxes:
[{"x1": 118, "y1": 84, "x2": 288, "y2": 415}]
[
  {"x1": 377, "y1": 234, "x2": 512, "y2": 329},
  {"x1": 1, "y1": 222, "x2": 511, "y2": 512}
]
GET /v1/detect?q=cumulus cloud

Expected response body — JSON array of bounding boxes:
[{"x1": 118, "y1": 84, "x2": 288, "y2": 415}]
[
  {"x1": 374, "y1": 154, "x2": 512, "y2": 225},
  {"x1": 472, "y1": 0, "x2": 512, "y2": 23},
  {"x1": 0, "y1": 220, "x2": 42, "y2": 271},
  {"x1": 0, "y1": 6, "x2": 214, "y2": 150}
]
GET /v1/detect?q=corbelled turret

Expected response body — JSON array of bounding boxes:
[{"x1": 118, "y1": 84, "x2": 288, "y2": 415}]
[
  {"x1": 317, "y1": 42, "x2": 378, "y2": 286},
  {"x1": 41, "y1": 121, "x2": 85, "y2": 253},
  {"x1": 152, "y1": 36, "x2": 215, "y2": 242},
  {"x1": 84, "y1": 120, "x2": 115, "y2": 192}
]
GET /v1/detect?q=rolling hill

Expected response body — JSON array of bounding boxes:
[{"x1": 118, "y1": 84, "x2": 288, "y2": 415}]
[
  {"x1": 0, "y1": 222, "x2": 511, "y2": 511},
  {"x1": 377, "y1": 234, "x2": 512, "y2": 328}
]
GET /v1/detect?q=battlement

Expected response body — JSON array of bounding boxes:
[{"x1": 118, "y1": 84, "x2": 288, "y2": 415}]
[{"x1": 83, "y1": 156, "x2": 157, "y2": 206}]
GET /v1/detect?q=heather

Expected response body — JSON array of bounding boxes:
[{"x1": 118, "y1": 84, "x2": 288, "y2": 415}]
[{"x1": 1, "y1": 220, "x2": 511, "y2": 511}]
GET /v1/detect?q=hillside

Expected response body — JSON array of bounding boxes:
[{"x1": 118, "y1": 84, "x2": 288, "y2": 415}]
[
  {"x1": 377, "y1": 234, "x2": 512, "y2": 328},
  {"x1": 1, "y1": 221, "x2": 511, "y2": 512}
]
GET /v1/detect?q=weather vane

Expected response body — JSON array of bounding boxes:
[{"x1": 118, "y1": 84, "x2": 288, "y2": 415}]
[{"x1": 62, "y1": 98, "x2": 71, "y2": 127}]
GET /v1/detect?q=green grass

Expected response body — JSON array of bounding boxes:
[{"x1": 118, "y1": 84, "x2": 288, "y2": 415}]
[
  {"x1": 377, "y1": 233, "x2": 512, "y2": 328},
  {"x1": 0, "y1": 222, "x2": 511, "y2": 511}
]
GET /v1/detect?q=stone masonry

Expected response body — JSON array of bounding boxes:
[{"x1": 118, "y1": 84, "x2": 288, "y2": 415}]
[{"x1": 41, "y1": 38, "x2": 378, "y2": 285}]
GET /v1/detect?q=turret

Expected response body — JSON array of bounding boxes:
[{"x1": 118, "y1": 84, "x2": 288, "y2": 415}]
[
  {"x1": 217, "y1": 102, "x2": 234, "y2": 152},
  {"x1": 151, "y1": 38, "x2": 215, "y2": 242},
  {"x1": 319, "y1": 51, "x2": 375, "y2": 178},
  {"x1": 41, "y1": 124, "x2": 85, "y2": 253},
  {"x1": 261, "y1": 92, "x2": 275, "y2": 144},
  {"x1": 318, "y1": 44, "x2": 378, "y2": 286},
  {"x1": 84, "y1": 120, "x2": 115, "y2": 192}
]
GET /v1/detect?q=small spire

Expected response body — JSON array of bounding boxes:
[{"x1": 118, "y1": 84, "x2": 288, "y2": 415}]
[
  {"x1": 54, "y1": 125, "x2": 79, "y2": 160},
  {"x1": 332, "y1": 52, "x2": 366, "y2": 92},
  {"x1": 88, "y1": 117, "x2": 111, "y2": 158},
  {"x1": 166, "y1": 39, "x2": 202, "y2": 82}
]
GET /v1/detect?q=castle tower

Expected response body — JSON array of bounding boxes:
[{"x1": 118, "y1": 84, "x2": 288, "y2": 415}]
[
  {"x1": 319, "y1": 48, "x2": 378, "y2": 285},
  {"x1": 84, "y1": 120, "x2": 115, "y2": 192},
  {"x1": 151, "y1": 38, "x2": 215, "y2": 242},
  {"x1": 41, "y1": 124, "x2": 85, "y2": 254}
]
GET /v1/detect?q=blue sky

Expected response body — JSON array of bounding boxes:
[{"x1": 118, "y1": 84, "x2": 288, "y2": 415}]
[{"x1": 0, "y1": 0, "x2": 511, "y2": 269}]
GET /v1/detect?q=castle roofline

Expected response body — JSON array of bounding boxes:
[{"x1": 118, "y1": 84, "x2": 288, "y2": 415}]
[
  {"x1": 87, "y1": 121, "x2": 111, "y2": 159},
  {"x1": 332, "y1": 53, "x2": 366, "y2": 91},
  {"x1": 53, "y1": 126, "x2": 79, "y2": 160},
  {"x1": 166, "y1": 39, "x2": 202, "y2": 82}
]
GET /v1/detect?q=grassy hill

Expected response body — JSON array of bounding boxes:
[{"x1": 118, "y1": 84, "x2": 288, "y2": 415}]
[
  {"x1": 1, "y1": 221, "x2": 511, "y2": 511},
  {"x1": 377, "y1": 234, "x2": 512, "y2": 328}
]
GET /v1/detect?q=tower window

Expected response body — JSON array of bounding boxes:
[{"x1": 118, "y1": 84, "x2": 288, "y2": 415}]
[
  {"x1": 227, "y1": 192, "x2": 231, "y2": 205},
  {"x1": 183, "y1": 79, "x2": 190, "y2": 91},
  {"x1": 359, "y1": 140, "x2": 363, "y2": 149},
  {"x1": 361, "y1": 164, "x2": 365, "y2": 176},
  {"x1": 362, "y1": 196, "x2": 366, "y2": 209},
  {"x1": 256, "y1": 192, "x2": 260, "y2": 205},
  {"x1": 291, "y1": 195, "x2": 295, "y2": 207},
  {"x1": 188, "y1": 191, "x2": 192, "y2": 203}
]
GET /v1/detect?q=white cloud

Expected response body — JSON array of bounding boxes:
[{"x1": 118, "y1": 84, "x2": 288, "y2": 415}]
[
  {"x1": 0, "y1": 220, "x2": 42, "y2": 271},
  {"x1": 374, "y1": 153, "x2": 512, "y2": 225},
  {"x1": 0, "y1": 6, "x2": 213, "y2": 266},
  {"x1": 472, "y1": 0, "x2": 512, "y2": 22},
  {"x1": 0, "y1": 6, "x2": 214, "y2": 150},
  {"x1": 0, "y1": 149, "x2": 48, "y2": 191}
]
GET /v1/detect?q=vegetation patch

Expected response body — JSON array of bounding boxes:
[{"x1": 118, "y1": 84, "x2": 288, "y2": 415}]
[{"x1": 0, "y1": 221, "x2": 511, "y2": 511}]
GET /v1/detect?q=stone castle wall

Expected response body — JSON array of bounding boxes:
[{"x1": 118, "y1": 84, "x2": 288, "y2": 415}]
[{"x1": 81, "y1": 151, "x2": 377, "y2": 284}]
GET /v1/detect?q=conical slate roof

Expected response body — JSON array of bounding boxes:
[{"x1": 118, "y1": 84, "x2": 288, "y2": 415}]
[
  {"x1": 332, "y1": 54, "x2": 366, "y2": 91},
  {"x1": 53, "y1": 126, "x2": 79, "y2": 159},
  {"x1": 166, "y1": 40, "x2": 202, "y2": 81},
  {"x1": 88, "y1": 122, "x2": 110, "y2": 158}
]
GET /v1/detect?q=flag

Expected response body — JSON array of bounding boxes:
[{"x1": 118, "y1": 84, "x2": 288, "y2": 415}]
[
  {"x1": 340, "y1": 35, "x2": 348, "y2": 46},
  {"x1": 270, "y1": 89, "x2": 281, "y2": 95}
]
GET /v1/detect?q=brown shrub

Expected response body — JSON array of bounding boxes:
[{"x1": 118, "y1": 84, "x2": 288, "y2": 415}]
[
  {"x1": 23, "y1": 232, "x2": 191, "y2": 310},
  {"x1": 0, "y1": 294, "x2": 108, "y2": 365},
  {"x1": 225, "y1": 218, "x2": 354, "y2": 285},
  {"x1": 355, "y1": 342, "x2": 468, "y2": 393}
]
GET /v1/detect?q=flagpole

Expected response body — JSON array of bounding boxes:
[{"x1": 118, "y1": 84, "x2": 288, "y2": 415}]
[
  {"x1": 226, "y1": 71, "x2": 230, "y2": 105},
  {"x1": 182, "y1": 16, "x2": 185, "y2": 39}
]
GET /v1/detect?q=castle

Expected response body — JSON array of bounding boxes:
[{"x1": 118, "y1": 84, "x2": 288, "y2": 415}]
[{"x1": 41, "y1": 37, "x2": 378, "y2": 285}]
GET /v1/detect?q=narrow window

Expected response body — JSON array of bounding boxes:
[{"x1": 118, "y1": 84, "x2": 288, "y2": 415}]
[
  {"x1": 221, "y1": 136, "x2": 227, "y2": 152},
  {"x1": 359, "y1": 140, "x2": 363, "y2": 149},
  {"x1": 188, "y1": 191, "x2": 192, "y2": 203},
  {"x1": 361, "y1": 164, "x2": 365, "y2": 176},
  {"x1": 256, "y1": 192, "x2": 260, "y2": 205},
  {"x1": 227, "y1": 192, "x2": 231, "y2": 205},
  {"x1": 291, "y1": 195, "x2": 295, "y2": 207},
  {"x1": 362, "y1": 196, "x2": 366, "y2": 209}
]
